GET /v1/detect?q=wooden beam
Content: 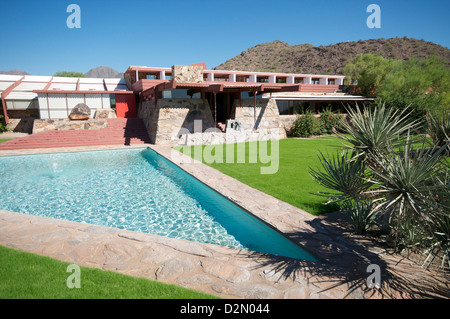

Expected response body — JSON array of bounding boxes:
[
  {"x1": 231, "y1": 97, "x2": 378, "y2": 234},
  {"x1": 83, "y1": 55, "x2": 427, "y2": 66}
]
[
  {"x1": 226, "y1": 93, "x2": 230, "y2": 120},
  {"x1": 42, "y1": 76, "x2": 53, "y2": 91},
  {"x1": 213, "y1": 91, "x2": 217, "y2": 127},
  {"x1": 1, "y1": 76, "x2": 25, "y2": 124},
  {"x1": 253, "y1": 91, "x2": 257, "y2": 130},
  {"x1": 1, "y1": 99, "x2": 8, "y2": 124}
]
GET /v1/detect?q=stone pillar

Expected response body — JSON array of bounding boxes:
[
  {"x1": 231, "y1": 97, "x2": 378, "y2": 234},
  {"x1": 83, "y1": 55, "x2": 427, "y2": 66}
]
[
  {"x1": 269, "y1": 75, "x2": 276, "y2": 83},
  {"x1": 207, "y1": 73, "x2": 214, "y2": 81},
  {"x1": 249, "y1": 74, "x2": 257, "y2": 83},
  {"x1": 229, "y1": 73, "x2": 236, "y2": 82},
  {"x1": 319, "y1": 77, "x2": 328, "y2": 85},
  {"x1": 287, "y1": 76, "x2": 295, "y2": 84},
  {"x1": 303, "y1": 77, "x2": 312, "y2": 84}
]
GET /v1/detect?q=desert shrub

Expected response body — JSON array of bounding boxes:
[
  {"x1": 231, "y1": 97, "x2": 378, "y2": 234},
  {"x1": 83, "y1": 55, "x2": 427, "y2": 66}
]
[
  {"x1": 310, "y1": 103, "x2": 450, "y2": 269},
  {"x1": 0, "y1": 114, "x2": 7, "y2": 133},
  {"x1": 341, "y1": 200, "x2": 378, "y2": 235},
  {"x1": 290, "y1": 110, "x2": 320, "y2": 137},
  {"x1": 319, "y1": 108, "x2": 345, "y2": 134}
]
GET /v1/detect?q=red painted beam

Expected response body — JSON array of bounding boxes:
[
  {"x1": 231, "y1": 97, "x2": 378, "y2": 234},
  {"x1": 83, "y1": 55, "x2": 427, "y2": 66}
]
[{"x1": 1, "y1": 76, "x2": 25, "y2": 124}]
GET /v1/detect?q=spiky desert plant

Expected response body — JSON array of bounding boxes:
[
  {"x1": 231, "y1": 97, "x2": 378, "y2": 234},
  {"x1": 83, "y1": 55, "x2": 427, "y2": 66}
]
[
  {"x1": 341, "y1": 200, "x2": 378, "y2": 235},
  {"x1": 427, "y1": 110, "x2": 450, "y2": 153},
  {"x1": 423, "y1": 212, "x2": 450, "y2": 269},
  {"x1": 338, "y1": 103, "x2": 422, "y2": 162},
  {"x1": 422, "y1": 169, "x2": 450, "y2": 269},
  {"x1": 308, "y1": 150, "x2": 373, "y2": 204},
  {"x1": 366, "y1": 135, "x2": 449, "y2": 247}
]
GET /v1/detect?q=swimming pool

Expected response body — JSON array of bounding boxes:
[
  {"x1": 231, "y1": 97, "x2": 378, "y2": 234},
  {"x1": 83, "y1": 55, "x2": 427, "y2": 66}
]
[{"x1": 0, "y1": 148, "x2": 318, "y2": 261}]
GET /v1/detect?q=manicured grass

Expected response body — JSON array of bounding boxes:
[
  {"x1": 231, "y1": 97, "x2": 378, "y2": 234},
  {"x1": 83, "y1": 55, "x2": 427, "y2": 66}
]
[
  {"x1": 0, "y1": 245, "x2": 218, "y2": 299},
  {"x1": 0, "y1": 138, "x2": 11, "y2": 143},
  {"x1": 176, "y1": 136, "x2": 350, "y2": 215}
]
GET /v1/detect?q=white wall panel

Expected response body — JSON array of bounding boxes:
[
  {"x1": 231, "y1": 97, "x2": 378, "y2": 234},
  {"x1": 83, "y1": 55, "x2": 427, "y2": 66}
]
[
  {"x1": 38, "y1": 94, "x2": 48, "y2": 110},
  {"x1": 67, "y1": 94, "x2": 85, "y2": 109},
  {"x1": 102, "y1": 94, "x2": 111, "y2": 109},
  {"x1": 49, "y1": 110, "x2": 69, "y2": 119},
  {"x1": 47, "y1": 94, "x2": 67, "y2": 110},
  {"x1": 39, "y1": 109, "x2": 49, "y2": 119},
  {"x1": 85, "y1": 94, "x2": 102, "y2": 109}
]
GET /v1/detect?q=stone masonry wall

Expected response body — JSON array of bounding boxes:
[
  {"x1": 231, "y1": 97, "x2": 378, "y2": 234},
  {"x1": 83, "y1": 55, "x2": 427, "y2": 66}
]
[
  {"x1": 231, "y1": 98, "x2": 286, "y2": 139},
  {"x1": 138, "y1": 98, "x2": 215, "y2": 145},
  {"x1": 172, "y1": 65, "x2": 203, "y2": 83}
]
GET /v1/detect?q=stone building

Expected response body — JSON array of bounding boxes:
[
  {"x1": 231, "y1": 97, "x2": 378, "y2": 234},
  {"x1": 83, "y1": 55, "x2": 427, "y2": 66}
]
[
  {"x1": 1, "y1": 63, "x2": 371, "y2": 143},
  {"x1": 125, "y1": 63, "x2": 370, "y2": 145}
]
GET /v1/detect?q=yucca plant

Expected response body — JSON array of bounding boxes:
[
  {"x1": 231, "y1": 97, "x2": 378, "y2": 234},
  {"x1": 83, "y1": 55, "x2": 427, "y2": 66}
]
[
  {"x1": 341, "y1": 200, "x2": 378, "y2": 235},
  {"x1": 309, "y1": 102, "x2": 450, "y2": 269},
  {"x1": 308, "y1": 150, "x2": 373, "y2": 204},
  {"x1": 422, "y1": 169, "x2": 450, "y2": 269},
  {"x1": 427, "y1": 110, "x2": 450, "y2": 153},
  {"x1": 338, "y1": 103, "x2": 422, "y2": 162},
  {"x1": 366, "y1": 135, "x2": 449, "y2": 247}
]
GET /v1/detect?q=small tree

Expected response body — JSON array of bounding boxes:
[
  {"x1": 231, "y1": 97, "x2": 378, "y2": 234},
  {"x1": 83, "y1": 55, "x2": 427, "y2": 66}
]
[
  {"x1": 378, "y1": 55, "x2": 450, "y2": 116},
  {"x1": 53, "y1": 71, "x2": 85, "y2": 78},
  {"x1": 343, "y1": 53, "x2": 399, "y2": 97}
]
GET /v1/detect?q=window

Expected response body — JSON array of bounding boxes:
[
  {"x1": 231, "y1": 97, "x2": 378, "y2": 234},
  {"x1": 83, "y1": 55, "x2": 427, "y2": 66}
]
[
  {"x1": 312, "y1": 79, "x2": 320, "y2": 85},
  {"x1": 146, "y1": 74, "x2": 156, "y2": 79},
  {"x1": 276, "y1": 100, "x2": 290, "y2": 115},
  {"x1": 241, "y1": 92, "x2": 262, "y2": 99},
  {"x1": 328, "y1": 79, "x2": 335, "y2": 85},
  {"x1": 162, "y1": 89, "x2": 201, "y2": 99},
  {"x1": 110, "y1": 94, "x2": 116, "y2": 108},
  {"x1": 5, "y1": 99, "x2": 38, "y2": 110}
]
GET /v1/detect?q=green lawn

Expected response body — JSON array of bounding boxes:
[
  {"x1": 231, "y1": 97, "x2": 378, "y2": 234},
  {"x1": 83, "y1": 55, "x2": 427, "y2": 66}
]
[
  {"x1": 0, "y1": 245, "x2": 217, "y2": 299},
  {"x1": 176, "y1": 136, "x2": 349, "y2": 215},
  {"x1": 0, "y1": 138, "x2": 11, "y2": 143}
]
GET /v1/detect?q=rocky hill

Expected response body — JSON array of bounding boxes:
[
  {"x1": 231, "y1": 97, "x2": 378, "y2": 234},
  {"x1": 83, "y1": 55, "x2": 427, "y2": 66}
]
[
  {"x1": 84, "y1": 65, "x2": 123, "y2": 78},
  {"x1": 214, "y1": 37, "x2": 450, "y2": 75},
  {"x1": 0, "y1": 70, "x2": 30, "y2": 75}
]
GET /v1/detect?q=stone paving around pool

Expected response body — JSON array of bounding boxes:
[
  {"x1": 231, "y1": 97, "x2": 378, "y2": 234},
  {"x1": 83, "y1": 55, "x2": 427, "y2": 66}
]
[{"x1": 0, "y1": 145, "x2": 448, "y2": 299}]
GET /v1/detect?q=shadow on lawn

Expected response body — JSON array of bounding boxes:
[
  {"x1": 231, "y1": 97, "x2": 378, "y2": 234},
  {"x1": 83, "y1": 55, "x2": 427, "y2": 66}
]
[{"x1": 246, "y1": 212, "x2": 450, "y2": 299}]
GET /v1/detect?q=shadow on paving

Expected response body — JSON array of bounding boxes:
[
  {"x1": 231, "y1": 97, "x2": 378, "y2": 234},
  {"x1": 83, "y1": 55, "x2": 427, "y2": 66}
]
[{"x1": 246, "y1": 212, "x2": 450, "y2": 299}]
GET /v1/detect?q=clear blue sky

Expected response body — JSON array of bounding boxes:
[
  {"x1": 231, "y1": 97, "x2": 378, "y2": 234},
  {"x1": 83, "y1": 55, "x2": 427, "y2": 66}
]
[{"x1": 0, "y1": 0, "x2": 449, "y2": 75}]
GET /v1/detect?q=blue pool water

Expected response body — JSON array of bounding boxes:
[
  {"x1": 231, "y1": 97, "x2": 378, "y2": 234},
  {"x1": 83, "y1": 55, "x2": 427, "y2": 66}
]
[{"x1": 0, "y1": 148, "x2": 317, "y2": 261}]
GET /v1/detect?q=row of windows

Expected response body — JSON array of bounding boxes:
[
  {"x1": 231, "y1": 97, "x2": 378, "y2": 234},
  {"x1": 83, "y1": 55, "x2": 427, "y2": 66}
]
[
  {"x1": 159, "y1": 90, "x2": 263, "y2": 100},
  {"x1": 5, "y1": 99, "x2": 38, "y2": 110},
  {"x1": 5, "y1": 94, "x2": 118, "y2": 111},
  {"x1": 276, "y1": 100, "x2": 344, "y2": 115},
  {"x1": 143, "y1": 73, "x2": 337, "y2": 85}
]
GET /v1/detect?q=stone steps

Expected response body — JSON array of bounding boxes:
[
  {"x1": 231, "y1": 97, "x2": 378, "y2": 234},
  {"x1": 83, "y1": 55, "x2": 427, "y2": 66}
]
[{"x1": 0, "y1": 118, "x2": 151, "y2": 150}]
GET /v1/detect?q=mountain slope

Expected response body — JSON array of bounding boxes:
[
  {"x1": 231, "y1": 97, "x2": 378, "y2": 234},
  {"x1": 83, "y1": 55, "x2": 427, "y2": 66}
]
[
  {"x1": 214, "y1": 37, "x2": 450, "y2": 75},
  {"x1": 84, "y1": 66, "x2": 123, "y2": 78},
  {"x1": 0, "y1": 70, "x2": 30, "y2": 75}
]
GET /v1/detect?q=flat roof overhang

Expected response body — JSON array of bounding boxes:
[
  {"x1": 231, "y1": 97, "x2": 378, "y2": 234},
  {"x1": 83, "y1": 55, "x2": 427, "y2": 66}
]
[
  {"x1": 271, "y1": 95, "x2": 375, "y2": 101},
  {"x1": 33, "y1": 90, "x2": 134, "y2": 94},
  {"x1": 125, "y1": 65, "x2": 346, "y2": 79},
  {"x1": 139, "y1": 80, "x2": 302, "y2": 98}
]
